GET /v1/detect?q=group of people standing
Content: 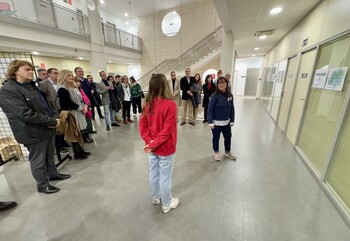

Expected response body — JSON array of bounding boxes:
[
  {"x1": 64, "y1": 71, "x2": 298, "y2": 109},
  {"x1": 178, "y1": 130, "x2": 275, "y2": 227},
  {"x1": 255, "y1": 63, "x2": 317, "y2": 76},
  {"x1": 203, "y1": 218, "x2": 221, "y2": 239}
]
[{"x1": 0, "y1": 60, "x2": 236, "y2": 215}]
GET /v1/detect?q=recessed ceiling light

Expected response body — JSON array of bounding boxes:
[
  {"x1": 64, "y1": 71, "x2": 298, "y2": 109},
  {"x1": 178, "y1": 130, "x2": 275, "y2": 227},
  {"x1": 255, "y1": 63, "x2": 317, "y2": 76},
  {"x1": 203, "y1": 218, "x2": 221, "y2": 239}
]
[
  {"x1": 254, "y1": 47, "x2": 259, "y2": 51},
  {"x1": 270, "y1": 7, "x2": 282, "y2": 15},
  {"x1": 124, "y1": 13, "x2": 128, "y2": 17},
  {"x1": 78, "y1": 57, "x2": 83, "y2": 60},
  {"x1": 259, "y1": 35, "x2": 267, "y2": 40},
  {"x1": 100, "y1": 0, "x2": 105, "y2": 4},
  {"x1": 108, "y1": 60, "x2": 112, "y2": 63},
  {"x1": 32, "y1": 51, "x2": 39, "y2": 55},
  {"x1": 173, "y1": 11, "x2": 176, "y2": 14},
  {"x1": 252, "y1": 54, "x2": 256, "y2": 57}
]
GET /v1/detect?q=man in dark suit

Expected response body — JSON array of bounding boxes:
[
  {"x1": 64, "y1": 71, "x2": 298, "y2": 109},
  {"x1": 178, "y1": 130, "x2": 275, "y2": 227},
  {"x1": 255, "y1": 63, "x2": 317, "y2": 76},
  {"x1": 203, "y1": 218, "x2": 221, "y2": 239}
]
[
  {"x1": 180, "y1": 67, "x2": 196, "y2": 126},
  {"x1": 39, "y1": 68, "x2": 70, "y2": 154}
]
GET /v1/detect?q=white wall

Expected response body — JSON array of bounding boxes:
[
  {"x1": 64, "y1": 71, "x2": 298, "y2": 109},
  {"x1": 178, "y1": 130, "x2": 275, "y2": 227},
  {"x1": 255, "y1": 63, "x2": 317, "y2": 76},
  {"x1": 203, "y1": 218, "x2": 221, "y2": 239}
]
[
  {"x1": 100, "y1": 9, "x2": 139, "y2": 35},
  {"x1": 127, "y1": 65, "x2": 141, "y2": 80},
  {"x1": 234, "y1": 57, "x2": 263, "y2": 96}
]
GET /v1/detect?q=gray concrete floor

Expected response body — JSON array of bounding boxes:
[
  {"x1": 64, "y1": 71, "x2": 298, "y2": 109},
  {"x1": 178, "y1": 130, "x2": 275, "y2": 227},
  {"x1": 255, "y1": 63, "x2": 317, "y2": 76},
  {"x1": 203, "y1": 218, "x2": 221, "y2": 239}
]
[{"x1": 0, "y1": 98, "x2": 349, "y2": 241}]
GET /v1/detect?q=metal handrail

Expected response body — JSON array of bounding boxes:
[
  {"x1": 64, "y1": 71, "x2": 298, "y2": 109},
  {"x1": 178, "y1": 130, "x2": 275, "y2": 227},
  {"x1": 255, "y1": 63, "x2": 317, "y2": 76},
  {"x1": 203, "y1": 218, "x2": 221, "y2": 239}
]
[
  {"x1": 102, "y1": 23, "x2": 142, "y2": 52},
  {"x1": 139, "y1": 26, "x2": 223, "y2": 88},
  {"x1": 0, "y1": 0, "x2": 90, "y2": 37}
]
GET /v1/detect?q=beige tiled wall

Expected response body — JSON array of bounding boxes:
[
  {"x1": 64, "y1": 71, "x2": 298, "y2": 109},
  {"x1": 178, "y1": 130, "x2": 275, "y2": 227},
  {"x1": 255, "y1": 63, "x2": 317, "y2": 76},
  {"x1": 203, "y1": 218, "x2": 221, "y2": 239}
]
[{"x1": 138, "y1": 0, "x2": 221, "y2": 76}]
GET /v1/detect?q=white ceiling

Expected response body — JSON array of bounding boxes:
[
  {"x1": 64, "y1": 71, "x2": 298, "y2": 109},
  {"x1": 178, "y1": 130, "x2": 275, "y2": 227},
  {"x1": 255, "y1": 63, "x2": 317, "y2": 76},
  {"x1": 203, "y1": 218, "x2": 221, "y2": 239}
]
[
  {"x1": 101, "y1": 0, "x2": 322, "y2": 58},
  {"x1": 212, "y1": 0, "x2": 322, "y2": 57},
  {"x1": 99, "y1": 0, "x2": 203, "y2": 19}
]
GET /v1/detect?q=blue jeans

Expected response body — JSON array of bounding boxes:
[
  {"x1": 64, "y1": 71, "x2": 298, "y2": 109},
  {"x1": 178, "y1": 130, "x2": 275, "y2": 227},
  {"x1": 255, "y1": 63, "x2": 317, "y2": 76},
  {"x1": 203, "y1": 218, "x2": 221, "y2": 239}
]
[
  {"x1": 211, "y1": 124, "x2": 232, "y2": 152},
  {"x1": 103, "y1": 104, "x2": 116, "y2": 126},
  {"x1": 148, "y1": 153, "x2": 175, "y2": 206}
]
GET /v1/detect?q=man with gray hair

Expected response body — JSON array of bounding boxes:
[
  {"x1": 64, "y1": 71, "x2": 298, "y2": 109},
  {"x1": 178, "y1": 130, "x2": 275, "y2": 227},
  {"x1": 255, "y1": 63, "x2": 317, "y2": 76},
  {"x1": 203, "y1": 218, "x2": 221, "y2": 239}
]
[
  {"x1": 180, "y1": 67, "x2": 196, "y2": 126},
  {"x1": 36, "y1": 68, "x2": 48, "y2": 84}
]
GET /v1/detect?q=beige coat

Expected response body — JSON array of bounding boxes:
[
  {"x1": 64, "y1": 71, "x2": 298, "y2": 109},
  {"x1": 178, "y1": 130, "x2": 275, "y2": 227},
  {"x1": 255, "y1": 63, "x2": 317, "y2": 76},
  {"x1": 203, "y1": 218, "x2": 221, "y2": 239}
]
[{"x1": 168, "y1": 78, "x2": 181, "y2": 106}]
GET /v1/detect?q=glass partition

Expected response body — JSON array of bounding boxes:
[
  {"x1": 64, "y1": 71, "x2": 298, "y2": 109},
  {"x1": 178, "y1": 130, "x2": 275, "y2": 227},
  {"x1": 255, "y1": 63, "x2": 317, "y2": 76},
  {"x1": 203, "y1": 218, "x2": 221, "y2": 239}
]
[
  {"x1": 270, "y1": 59, "x2": 287, "y2": 119},
  {"x1": 102, "y1": 23, "x2": 142, "y2": 52},
  {"x1": 297, "y1": 35, "x2": 350, "y2": 174},
  {"x1": 0, "y1": 0, "x2": 90, "y2": 37},
  {"x1": 326, "y1": 103, "x2": 350, "y2": 211}
]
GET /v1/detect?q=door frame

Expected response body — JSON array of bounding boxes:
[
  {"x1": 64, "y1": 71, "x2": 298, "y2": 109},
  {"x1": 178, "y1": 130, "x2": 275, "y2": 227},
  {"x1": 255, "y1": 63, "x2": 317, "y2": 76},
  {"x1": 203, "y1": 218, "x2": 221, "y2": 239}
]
[
  {"x1": 277, "y1": 55, "x2": 297, "y2": 132},
  {"x1": 285, "y1": 47, "x2": 318, "y2": 146}
]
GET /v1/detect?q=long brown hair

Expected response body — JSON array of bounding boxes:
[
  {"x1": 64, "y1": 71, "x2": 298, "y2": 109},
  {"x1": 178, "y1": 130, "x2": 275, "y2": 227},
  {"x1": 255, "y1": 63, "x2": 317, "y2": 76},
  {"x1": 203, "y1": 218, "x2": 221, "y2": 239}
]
[
  {"x1": 142, "y1": 73, "x2": 173, "y2": 115},
  {"x1": 6, "y1": 60, "x2": 35, "y2": 80}
]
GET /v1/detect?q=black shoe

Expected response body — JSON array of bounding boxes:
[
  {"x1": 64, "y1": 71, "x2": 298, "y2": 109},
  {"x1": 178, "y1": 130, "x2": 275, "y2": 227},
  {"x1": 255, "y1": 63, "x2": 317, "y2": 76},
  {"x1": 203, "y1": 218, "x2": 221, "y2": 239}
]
[
  {"x1": 49, "y1": 173, "x2": 71, "y2": 181},
  {"x1": 84, "y1": 139, "x2": 93, "y2": 144},
  {"x1": 100, "y1": 115, "x2": 105, "y2": 119},
  {"x1": 74, "y1": 154, "x2": 88, "y2": 160},
  {"x1": 111, "y1": 122, "x2": 120, "y2": 127},
  {"x1": 89, "y1": 131, "x2": 97, "y2": 134},
  {"x1": 81, "y1": 151, "x2": 91, "y2": 156},
  {"x1": 203, "y1": 120, "x2": 208, "y2": 123},
  {"x1": 59, "y1": 147, "x2": 70, "y2": 155},
  {"x1": 189, "y1": 122, "x2": 195, "y2": 126},
  {"x1": 37, "y1": 185, "x2": 60, "y2": 194},
  {"x1": 180, "y1": 122, "x2": 186, "y2": 126},
  {"x1": 0, "y1": 201, "x2": 17, "y2": 211},
  {"x1": 106, "y1": 125, "x2": 110, "y2": 130}
]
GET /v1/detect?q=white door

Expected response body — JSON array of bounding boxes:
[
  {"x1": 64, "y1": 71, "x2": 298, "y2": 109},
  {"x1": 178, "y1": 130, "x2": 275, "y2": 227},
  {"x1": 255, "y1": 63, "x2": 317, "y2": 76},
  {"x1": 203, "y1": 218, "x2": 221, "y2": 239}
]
[
  {"x1": 244, "y1": 68, "x2": 260, "y2": 96},
  {"x1": 285, "y1": 49, "x2": 317, "y2": 145},
  {"x1": 277, "y1": 56, "x2": 297, "y2": 132}
]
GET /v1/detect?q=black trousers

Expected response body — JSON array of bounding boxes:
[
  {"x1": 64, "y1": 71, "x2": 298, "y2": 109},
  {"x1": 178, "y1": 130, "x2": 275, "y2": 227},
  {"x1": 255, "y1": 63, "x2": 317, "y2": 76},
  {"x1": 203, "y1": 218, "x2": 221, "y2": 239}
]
[
  {"x1": 132, "y1": 96, "x2": 142, "y2": 114},
  {"x1": 91, "y1": 105, "x2": 103, "y2": 119},
  {"x1": 203, "y1": 105, "x2": 208, "y2": 121},
  {"x1": 122, "y1": 101, "x2": 131, "y2": 120},
  {"x1": 211, "y1": 124, "x2": 232, "y2": 152},
  {"x1": 24, "y1": 135, "x2": 59, "y2": 188}
]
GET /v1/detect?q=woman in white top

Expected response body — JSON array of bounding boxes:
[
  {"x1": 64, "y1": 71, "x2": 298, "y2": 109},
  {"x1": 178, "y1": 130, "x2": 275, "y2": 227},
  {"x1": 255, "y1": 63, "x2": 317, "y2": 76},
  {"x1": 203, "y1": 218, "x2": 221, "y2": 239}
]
[{"x1": 117, "y1": 75, "x2": 133, "y2": 124}]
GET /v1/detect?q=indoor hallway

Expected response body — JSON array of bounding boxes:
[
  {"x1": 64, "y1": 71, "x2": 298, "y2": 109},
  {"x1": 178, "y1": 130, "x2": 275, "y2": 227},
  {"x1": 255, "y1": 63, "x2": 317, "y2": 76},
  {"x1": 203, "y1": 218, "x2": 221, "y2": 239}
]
[{"x1": 0, "y1": 98, "x2": 349, "y2": 241}]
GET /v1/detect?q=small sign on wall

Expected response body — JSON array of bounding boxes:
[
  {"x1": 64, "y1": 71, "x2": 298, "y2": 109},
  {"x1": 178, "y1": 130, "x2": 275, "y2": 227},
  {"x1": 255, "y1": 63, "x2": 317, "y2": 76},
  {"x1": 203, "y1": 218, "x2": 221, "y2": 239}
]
[
  {"x1": 302, "y1": 38, "x2": 308, "y2": 47},
  {"x1": 301, "y1": 73, "x2": 308, "y2": 78}
]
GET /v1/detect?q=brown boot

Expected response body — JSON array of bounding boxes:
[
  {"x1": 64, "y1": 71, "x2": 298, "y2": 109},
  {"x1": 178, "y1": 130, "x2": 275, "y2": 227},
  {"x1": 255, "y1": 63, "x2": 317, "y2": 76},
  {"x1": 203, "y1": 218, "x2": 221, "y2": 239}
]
[{"x1": 127, "y1": 118, "x2": 134, "y2": 123}]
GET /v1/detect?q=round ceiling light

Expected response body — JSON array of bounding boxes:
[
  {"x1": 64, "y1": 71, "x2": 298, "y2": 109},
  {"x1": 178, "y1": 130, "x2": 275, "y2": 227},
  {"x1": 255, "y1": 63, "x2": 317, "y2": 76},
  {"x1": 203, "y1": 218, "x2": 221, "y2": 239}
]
[{"x1": 161, "y1": 11, "x2": 181, "y2": 37}]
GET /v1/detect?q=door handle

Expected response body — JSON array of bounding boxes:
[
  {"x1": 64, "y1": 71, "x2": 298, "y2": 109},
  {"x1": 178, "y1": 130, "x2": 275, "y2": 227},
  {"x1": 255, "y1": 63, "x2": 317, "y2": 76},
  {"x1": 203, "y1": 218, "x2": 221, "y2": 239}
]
[{"x1": 299, "y1": 98, "x2": 305, "y2": 100}]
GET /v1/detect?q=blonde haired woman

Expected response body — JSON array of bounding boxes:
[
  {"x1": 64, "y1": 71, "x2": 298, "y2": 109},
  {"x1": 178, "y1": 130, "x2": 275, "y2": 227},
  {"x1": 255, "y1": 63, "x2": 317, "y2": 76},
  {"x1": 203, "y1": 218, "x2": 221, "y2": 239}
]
[
  {"x1": 139, "y1": 74, "x2": 179, "y2": 214},
  {"x1": 57, "y1": 69, "x2": 90, "y2": 160}
]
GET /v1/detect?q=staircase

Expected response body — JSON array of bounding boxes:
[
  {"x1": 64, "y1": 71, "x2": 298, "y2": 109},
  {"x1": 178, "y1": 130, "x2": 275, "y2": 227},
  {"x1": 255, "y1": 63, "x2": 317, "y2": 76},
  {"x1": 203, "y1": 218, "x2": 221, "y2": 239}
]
[{"x1": 139, "y1": 26, "x2": 223, "y2": 90}]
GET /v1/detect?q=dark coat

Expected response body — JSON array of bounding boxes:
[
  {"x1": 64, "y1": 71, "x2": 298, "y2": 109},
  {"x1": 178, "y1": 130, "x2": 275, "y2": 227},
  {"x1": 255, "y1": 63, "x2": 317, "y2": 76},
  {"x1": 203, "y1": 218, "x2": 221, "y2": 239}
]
[
  {"x1": 0, "y1": 80, "x2": 57, "y2": 145},
  {"x1": 78, "y1": 77, "x2": 95, "y2": 105},
  {"x1": 202, "y1": 82, "x2": 216, "y2": 107},
  {"x1": 180, "y1": 76, "x2": 195, "y2": 100},
  {"x1": 90, "y1": 82, "x2": 102, "y2": 106}
]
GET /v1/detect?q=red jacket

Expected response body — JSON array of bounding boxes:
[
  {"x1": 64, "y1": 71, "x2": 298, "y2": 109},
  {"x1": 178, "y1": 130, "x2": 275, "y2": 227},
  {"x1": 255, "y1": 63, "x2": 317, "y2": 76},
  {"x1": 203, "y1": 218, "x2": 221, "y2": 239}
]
[{"x1": 139, "y1": 98, "x2": 177, "y2": 156}]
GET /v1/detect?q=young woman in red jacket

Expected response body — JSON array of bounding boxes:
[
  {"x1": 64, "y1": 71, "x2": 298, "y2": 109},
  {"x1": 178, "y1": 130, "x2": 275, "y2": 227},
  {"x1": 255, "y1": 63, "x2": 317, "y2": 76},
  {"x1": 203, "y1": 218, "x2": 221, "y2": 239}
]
[{"x1": 139, "y1": 74, "x2": 180, "y2": 214}]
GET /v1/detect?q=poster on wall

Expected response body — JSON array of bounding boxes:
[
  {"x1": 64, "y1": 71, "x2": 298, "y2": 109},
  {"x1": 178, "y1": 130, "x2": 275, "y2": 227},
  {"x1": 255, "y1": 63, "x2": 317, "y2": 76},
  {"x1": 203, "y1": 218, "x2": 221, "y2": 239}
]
[
  {"x1": 63, "y1": 0, "x2": 72, "y2": 5},
  {"x1": 312, "y1": 68, "x2": 329, "y2": 89},
  {"x1": 324, "y1": 67, "x2": 348, "y2": 91}
]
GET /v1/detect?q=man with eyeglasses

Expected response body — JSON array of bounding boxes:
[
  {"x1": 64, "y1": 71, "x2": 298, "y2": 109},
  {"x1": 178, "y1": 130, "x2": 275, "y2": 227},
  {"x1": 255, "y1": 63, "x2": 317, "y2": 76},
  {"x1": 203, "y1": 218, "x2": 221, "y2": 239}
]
[{"x1": 39, "y1": 68, "x2": 70, "y2": 155}]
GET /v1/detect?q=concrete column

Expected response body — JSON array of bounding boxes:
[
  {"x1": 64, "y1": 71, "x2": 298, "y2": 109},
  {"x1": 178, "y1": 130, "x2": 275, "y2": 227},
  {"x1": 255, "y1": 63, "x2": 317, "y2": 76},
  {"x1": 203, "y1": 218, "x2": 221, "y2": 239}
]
[
  {"x1": 220, "y1": 31, "x2": 236, "y2": 92},
  {"x1": 86, "y1": 0, "x2": 107, "y2": 79}
]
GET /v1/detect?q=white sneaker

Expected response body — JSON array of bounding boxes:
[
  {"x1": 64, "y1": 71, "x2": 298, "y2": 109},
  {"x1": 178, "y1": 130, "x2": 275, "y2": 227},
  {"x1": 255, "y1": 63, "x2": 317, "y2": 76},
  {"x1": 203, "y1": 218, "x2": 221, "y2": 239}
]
[
  {"x1": 152, "y1": 197, "x2": 161, "y2": 205},
  {"x1": 214, "y1": 152, "x2": 221, "y2": 161},
  {"x1": 224, "y1": 152, "x2": 237, "y2": 160},
  {"x1": 161, "y1": 197, "x2": 180, "y2": 214}
]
